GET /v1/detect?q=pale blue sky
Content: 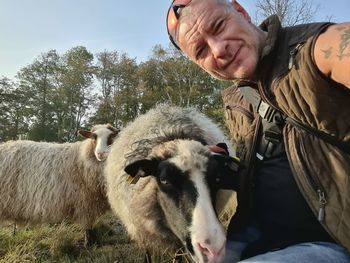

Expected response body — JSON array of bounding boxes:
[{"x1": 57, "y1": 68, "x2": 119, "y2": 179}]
[{"x1": 0, "y1": 0, "x2": 348, "y2": 79}]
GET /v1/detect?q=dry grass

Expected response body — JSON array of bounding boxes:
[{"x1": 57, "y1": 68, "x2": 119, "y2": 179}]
[
  {"x1": 0, "y1": 213, "x2": 176, "y2": 263},
  {"x1": 0, "y1": 194, "x2": 237, "y2": 263},
  {"x1": 217, "y1": 190, "x2": 237, "y2": 230}
]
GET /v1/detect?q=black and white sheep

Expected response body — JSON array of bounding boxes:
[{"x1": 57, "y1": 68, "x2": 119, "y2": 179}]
[
  {"x1": 105, "y1": 105, "x2": 238, "y2": 263},
  {"x1": 0, "y1": 124, "x2": 119, "y2": 241}
]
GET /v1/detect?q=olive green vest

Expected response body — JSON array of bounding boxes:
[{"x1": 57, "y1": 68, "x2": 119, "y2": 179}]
[{"x1": 223, "y1": 16, "x2": 350, "y2": 253}]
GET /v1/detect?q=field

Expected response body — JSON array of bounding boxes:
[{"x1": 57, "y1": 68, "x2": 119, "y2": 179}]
[
  {"x1": 0, "y1": 213, "x2": 180, "y2": 263},
  {"x1": 0, "y1": 192, "x2": 236, "y2": 263}
]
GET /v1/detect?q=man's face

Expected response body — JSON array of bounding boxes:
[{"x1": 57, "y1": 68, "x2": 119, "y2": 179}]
[{"x1": 177, "y1": 0, "x2": 263, "y2": 80}]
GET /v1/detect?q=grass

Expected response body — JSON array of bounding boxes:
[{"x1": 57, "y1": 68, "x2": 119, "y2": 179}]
[
  {"x1": 0, "y1": 194, "x2": 236, "y2": 263},
  {"x1": 0, "y1": 213, "x2": 177, "y2": 263}
]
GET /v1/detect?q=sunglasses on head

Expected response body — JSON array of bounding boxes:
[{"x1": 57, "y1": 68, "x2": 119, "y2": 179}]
[{"x1": 166, "y1": 0, "x2": 192, "y2": 50}]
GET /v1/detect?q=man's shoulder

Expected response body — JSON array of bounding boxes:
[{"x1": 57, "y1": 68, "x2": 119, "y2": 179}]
[{"x1": 282, "y1": 22, "x2": 333, "y2": 46}]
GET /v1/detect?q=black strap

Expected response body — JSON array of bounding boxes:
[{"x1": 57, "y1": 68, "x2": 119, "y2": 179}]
[
  {"x1": 240, "y1": 86, "x2": 280, "y2": 122},
  {"x1": 285, "y1": 117, "x2": 350, "y2": 154},
  {"x1": 239, "y1": 86, "x2": 261, "y2": 111},
  {"x1": 239, "y1": 86, "x2": 350, "y2": 155},
  {"x1": 240, "y1": 86, "x2": 285, "y2": 160}
]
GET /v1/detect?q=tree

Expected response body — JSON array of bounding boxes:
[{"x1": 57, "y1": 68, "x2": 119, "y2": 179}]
[
  {"x1": 3, "y1": 44, "x2": 230, "y2": 140},
  {"x1": 0, "y1": 77, "x2": 30, "y2": 141},
  {"x1": 137, "y1": 45, "x2": 172, "y2": 113},
  {"x1": 254, "y1": 0, "x2": 319, "y2": 26},
  {"x1": 112, "y1": 53, "x2": 139, "y2": 125},
  {"x1": 92, "y1": 51, "x2": 121, "y2": 126},
  {"x1": 138, "y1": 44, "x2": 230, "y2": 124},
  {"x1": 92, "y1": 51, "x2": 139, "y2": 127},
  {"x1": 58, "y1": 46, "x2": 96, "y2": 141},
  {"x1": 16, "y1": 50, "x2": 61, "y2": 141},
  {"x1": 15, "y1": 47, "x2": 96, "y2": 142}
]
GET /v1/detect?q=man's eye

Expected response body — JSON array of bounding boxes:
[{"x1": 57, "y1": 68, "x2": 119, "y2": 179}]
[
  {"x1": 196, "y1": 46, "x2": 206, "y2": 59},
  {"x1": 214, "y1": 20, "x2": 224, "y2": 33}
]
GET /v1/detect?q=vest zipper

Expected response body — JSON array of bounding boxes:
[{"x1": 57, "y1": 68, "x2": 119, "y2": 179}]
[
  {"x1": 225, "y1": 101, "x2": 261, "y2": 231},
  {"x1": 317, "y1": 189, "x2": 327, "y2": 222},
  {"x1": 251, "y1": 116, "x2": 262, "y2": 165},
  {"x1": 257, "y1": 81, "x2": 328, "y2": 223},
  {"x1": 258, "y1": 40, "x2": 307, "y2": 110},
  {"x1": 247, "y1": 115, "x2": 262, "y2": 209},
  {"x1": 288, "y1": 43, "x2": 305, "y2": 69},
  {"x1": 226, "y1": 100, "x2": 261, "y2": 169},
  {"x1": 260, "y1": 42, "x2": 307, "y2": 97},
  {"x1": 257, "y1": 82, "x2": 280, "y2": 113},
  {"x1": 303, "y1": 168, "x2": 327, "y2": 223},
  {"x1": 295, "y1": 135, "x2": 329, "y2": 223}
]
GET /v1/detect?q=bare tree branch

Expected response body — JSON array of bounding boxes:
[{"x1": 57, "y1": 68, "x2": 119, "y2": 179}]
[{"x1": 254, "y1": 0, "x2": 320, "y2": 26}]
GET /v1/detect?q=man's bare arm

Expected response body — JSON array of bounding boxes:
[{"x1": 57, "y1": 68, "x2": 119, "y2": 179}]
[{"x1": 314, "y1": 23, "x2": 350, "y2": 89}]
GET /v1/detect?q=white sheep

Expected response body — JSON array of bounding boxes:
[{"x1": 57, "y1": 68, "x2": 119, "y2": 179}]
[
  {"x1": 105, "y1": 104, "x2": 238, "y2": 263},
  {"x1": 0, "y1": 124, "x2": 119, "y2": 243}
]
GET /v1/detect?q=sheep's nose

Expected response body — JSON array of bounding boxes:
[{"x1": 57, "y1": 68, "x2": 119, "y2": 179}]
[
  {"x1": 197, "y1": 242, "x2": 225, "y2": 263},
  {"x1": 96, "y1": 152, "x2": 106, "y2": 161}
]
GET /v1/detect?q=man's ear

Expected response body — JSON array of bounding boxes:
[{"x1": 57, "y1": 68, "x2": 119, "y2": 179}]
[
  {"x1": 125, "y1": 159, "x2": 159, "y2": 178},
  {"x1": 232, "y1": 1, "x2": 251, "y2": 22}
]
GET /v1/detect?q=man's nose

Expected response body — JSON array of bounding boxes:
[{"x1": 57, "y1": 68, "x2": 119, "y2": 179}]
[{"x1": 208, "y1": 38, "x2": 228, "y2": 60}]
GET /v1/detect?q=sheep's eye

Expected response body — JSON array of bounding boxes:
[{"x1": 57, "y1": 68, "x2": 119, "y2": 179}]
[
  {"x1": 107, "y1": 134, "x2": 116, "y2": 145},
  {"x1": 92, "y1": 133, "x2": 97, "y2": 140},
  {"x1": 160, "y1": 177, "x2": 169, "y2": 185},
  {"x1": 157, "y1": 162, "x2": 181, "y2": 190},
  {"x1": 158, "y1": 172, "x2": 173, "y2": 187}
]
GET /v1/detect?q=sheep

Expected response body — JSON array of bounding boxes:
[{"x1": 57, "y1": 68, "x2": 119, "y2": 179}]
[
  {"x1": 105, "y1": 104, "x2": 238, "y2": 263},
  {"x1": 0, "y1": 123, "x2": 120, "y2": 244}
]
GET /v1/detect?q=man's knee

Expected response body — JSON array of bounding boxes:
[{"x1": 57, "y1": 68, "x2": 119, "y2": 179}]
[{"x1": 239, "y1": 242, "x2": 350, "y2": 263}]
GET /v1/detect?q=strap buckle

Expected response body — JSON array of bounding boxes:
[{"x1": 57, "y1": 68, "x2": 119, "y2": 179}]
[
  {"x1": 258, "y1": 100, "x2": 276, "y2": 123},
  {"x1": 264, "y1": 127, "x2": 282, "y2": 144}
]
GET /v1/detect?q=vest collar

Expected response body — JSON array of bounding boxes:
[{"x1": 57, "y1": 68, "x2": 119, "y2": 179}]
[{"x1": 259, "y1": 15, "x2": 283, "y2": 61}]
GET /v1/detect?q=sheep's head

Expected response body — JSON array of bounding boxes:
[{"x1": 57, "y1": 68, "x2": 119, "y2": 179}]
[
  {"x1": 79, "y1": 124, "x2": 120, "y2": 161},
  {"x1": 125, "y1": 140, "x2": 238, "y2": 263}
]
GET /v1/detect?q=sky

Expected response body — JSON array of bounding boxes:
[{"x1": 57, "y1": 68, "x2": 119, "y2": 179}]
[{"x1": 0, "y1": 0, "x2": 349, "y2": 79}]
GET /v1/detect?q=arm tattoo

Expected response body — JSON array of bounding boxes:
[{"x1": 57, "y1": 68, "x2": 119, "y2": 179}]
[
  {"x1": 337, "y1": 27, "x2": 350, "y2": 60},
  {"x1": 321, "y1": 47, "x2": 332, "y2": 59}
]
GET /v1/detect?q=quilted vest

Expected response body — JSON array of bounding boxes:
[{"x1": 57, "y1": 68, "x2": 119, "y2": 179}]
[{"x1": 223, "y1": 15, "x2": 350, "y2": 253}]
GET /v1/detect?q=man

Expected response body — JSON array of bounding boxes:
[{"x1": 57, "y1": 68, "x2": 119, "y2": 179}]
[{"x1": 166, "y1": 0, "x2": 350, "y2": 262}]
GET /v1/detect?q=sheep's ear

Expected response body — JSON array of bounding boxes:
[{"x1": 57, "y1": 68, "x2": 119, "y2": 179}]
[
  {"x1": 112, "y1": 127, "x2": 121, "y2": 134},
  {"x1": 78, "y1": 130, "x2": 93, "y2": 139},
  {"x1": 106, "y1": 123, "x2": 120, "y2": 134},
  {"x1": 125, "y1": 159, "x2": 159, "y2": 184},
  {"x1": 211, "y1": 155, "x2": 240, "y2": 191},
  {"x1": 216, "y1": 143, "x2": 229, "y2": 155}
]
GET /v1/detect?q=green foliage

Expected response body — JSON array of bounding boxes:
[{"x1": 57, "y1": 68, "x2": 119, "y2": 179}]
[
  {"x1": 92, "y1": 51, "x2": 140, "y2": 127},
  {"x1": 136, "y1": 44, "x2": 231, "y2": 125},
  {"x1": 0, "y1": 77, "x2": 30, "y2": 141},
  {"x1": 11, "y1": 47, "x2": 96, "y2": 142},
  {"x1": 0, "y1": 44, "x2": 232, "y2": 142},
  {"x1": 57, "y1": 46, "x2": 96, "y2": 142},
  {"x1": 28, "y1": 124, "x2": 58, "y2": 142}
]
